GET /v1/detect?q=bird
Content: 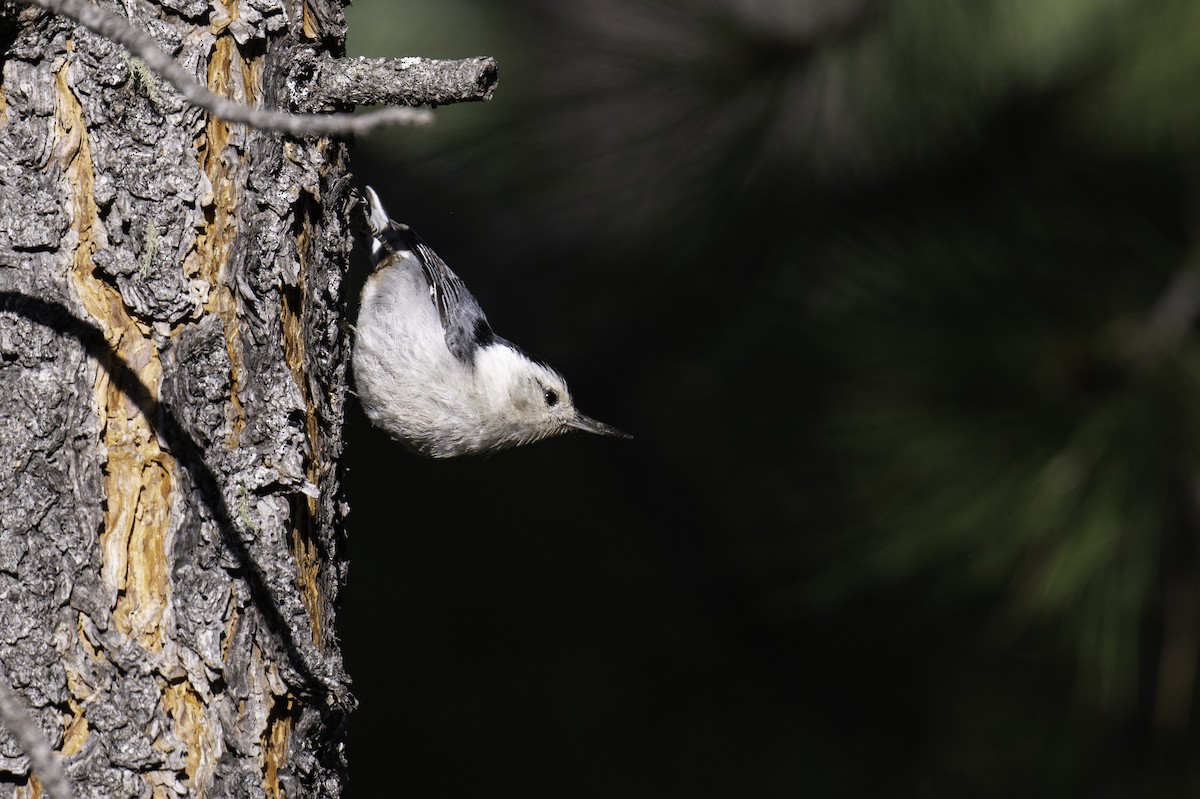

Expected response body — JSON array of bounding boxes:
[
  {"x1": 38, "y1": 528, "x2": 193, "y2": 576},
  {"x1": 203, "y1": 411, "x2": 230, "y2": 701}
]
[{"x1": 352, "y1": 186, "x2": 631, "y2": 458}]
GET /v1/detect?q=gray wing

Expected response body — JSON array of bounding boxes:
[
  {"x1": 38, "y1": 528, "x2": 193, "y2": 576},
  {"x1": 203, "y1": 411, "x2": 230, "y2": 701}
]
[
  {"x1": 398, "y1": 230, "x2": 496, "y2": 364},
  {"x1": 363, "y1": 186, "x2": 495, "y2": 364}
]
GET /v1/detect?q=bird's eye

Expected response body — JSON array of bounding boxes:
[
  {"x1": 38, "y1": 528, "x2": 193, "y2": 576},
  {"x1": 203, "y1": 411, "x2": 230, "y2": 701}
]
[{"x1": 543, "y1": 389, "x2": 559, "y2": 407}]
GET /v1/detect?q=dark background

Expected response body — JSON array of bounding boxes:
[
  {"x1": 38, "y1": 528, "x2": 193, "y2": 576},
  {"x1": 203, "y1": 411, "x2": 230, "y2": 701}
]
[{"x1": 338, "y1": 1, "x2": 1200, "y2": 795}]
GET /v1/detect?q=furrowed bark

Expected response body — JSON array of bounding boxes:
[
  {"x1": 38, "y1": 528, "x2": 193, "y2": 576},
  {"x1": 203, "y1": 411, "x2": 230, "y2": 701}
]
[
  {"x1": 0, "y1": 0, "x2": 354, "y2": 793},
  {"x1": 0, "y1": 0, "x2": 496, "y2": 795}
]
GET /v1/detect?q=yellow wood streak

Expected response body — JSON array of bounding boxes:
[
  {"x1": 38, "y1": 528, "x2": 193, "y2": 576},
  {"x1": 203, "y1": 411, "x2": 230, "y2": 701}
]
[
  {"x1": 55, "y1": 58, "x2": 174, "y2": 660},
  {"x1": 62, "y1": 623, "x2": 94, "y2": 754},
  {"x1": 195, "y1": 34, "x2": 246, "y2": 446},
  {"x1": 301, "y1": 2, "x2": 318, "y2": 40},
  {"x1": 263, "y1": 696, "x2": 296, "y2": 799},
  {"x1": 20, "y1": 776, "x2": 41, "y2": 799},
  {"x1": 60, "y1": 697, "x2": 90, "y2": 756},
  {"x1": 286, "y1": 495, "x2": 322, "y2": 644},
  {"x1": 161, "y1": 680, "x2": 217, "y2": 782},
  {"x1": 283, "y1": 213, "x2": 323, "y2": 644},
  {"x1": 242, "y1": 41, "x2": 261, "y2": 108},
  {"x1": 280, "y1": 280, "x2": 305, "y2": 389}
]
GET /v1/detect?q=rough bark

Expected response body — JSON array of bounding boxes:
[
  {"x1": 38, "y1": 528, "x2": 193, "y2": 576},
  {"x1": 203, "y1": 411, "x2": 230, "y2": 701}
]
[{"x1": 0, "y1": 0, "x2": 356, "y2": 796}]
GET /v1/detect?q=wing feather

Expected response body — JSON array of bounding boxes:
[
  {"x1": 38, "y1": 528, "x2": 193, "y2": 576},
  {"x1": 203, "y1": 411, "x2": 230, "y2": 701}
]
[{"x1": 363, "y1": 186, "x2": 495, "y2": 364}]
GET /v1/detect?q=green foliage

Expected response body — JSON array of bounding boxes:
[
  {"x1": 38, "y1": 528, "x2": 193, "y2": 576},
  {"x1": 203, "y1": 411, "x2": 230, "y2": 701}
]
[{"x1": 346, "y1": 0, "x2": 1200, "y2": 793}]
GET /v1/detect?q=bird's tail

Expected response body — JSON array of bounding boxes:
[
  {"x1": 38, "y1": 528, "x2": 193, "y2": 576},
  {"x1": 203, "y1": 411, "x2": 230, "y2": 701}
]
[
  {"x1": 364, "y1": 186, "x2": 390, "y2": 236},
  {"x1": 363, "y1": 185, "x2": 413, "y2": 267}
]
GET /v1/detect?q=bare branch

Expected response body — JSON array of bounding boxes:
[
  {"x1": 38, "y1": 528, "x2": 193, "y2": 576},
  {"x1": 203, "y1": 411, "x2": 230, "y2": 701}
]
[
  {"x1": 293, "y1": 53, "x2": 498, "y2": 111},
  {"x1": 0, "y1": 668, "x2": 75, "y2": 799},
  {"x1": 19, "y1": 0, "x2": 442, "y2": 135}
]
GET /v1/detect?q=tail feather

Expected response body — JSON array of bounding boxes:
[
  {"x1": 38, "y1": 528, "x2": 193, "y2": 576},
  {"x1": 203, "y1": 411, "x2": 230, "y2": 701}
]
[
  {"x1": 363, "y1": 185, "x2": 412, "y2": 266},
  {"x1": 364, "y1": 185, "x2": 390, "y2": 236}
]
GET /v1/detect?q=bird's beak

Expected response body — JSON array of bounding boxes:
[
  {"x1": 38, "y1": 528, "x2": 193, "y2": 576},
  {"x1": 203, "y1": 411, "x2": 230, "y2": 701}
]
[{"x1": 568, "y1": 412, "x2": 632, "y2": 440}]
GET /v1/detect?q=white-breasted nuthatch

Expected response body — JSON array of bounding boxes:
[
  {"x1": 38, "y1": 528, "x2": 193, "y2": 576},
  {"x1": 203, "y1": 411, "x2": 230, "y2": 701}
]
[{"x1": 353, "y1": 186, "x2": 631, "y2": 458}]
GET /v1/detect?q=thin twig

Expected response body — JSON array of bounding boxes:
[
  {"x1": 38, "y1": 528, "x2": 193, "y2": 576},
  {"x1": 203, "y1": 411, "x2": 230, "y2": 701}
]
[
  {"x1": 19, "y1": 0, "x2": 436, "y2": 135},
  {"x1": 0, "y1": 668, "x2": 75, "y2": 799}
]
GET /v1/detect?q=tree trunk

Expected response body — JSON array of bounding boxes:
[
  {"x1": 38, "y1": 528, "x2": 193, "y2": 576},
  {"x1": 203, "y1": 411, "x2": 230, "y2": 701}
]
[{"x1": 0, "y1": 0, "x2": 354, "y2": 795}]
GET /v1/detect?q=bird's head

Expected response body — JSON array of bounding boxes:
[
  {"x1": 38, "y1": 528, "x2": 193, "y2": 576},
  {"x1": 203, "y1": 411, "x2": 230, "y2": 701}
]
[{"x1": 475, "y1": 344, "x2": 631, "y2": 451}]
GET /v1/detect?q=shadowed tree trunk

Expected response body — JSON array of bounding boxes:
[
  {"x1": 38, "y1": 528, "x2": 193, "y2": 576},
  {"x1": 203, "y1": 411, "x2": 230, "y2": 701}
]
[{"x1": 0, "y1": 0, "x2": 356, "y2": 795}]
